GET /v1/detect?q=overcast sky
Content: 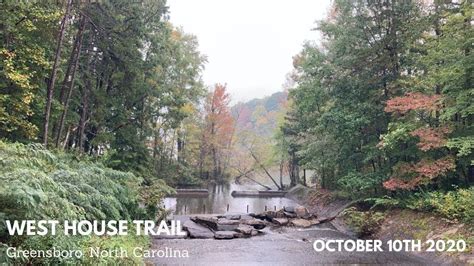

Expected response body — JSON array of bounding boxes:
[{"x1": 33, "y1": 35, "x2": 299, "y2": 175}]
[{"x1": 167, "y1": 0, "x2": 332, "y2": 103}]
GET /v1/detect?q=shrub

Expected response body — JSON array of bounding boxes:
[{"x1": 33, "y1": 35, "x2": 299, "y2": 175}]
[
  {"x1": 342, "y1": 207, "x2": 385, "y2": 237},
  {"x1": 337, "y1": 171, "x2": 384, "y2": 198},
  {"x1": 364, "y1": 196, "x2": 402, "y2": 210},
  {"x1": 406, "y1": 187, "x2": 474, "y2": 224},
  {"x1": 0, "y1": 141, "x2": 169, "y2": 264}
]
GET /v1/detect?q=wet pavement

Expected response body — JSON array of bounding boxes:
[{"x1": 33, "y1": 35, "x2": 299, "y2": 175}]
[{"x1": 148, "y1": 223, "x2": 433, "y2": 265}]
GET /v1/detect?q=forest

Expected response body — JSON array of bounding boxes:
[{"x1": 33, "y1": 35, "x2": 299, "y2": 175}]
[
  {"x1": 0, "y1": 0, "x2": 472, "y2": 264},
  {"x1": 280, "y1": 0, "x2": 473, "y2": 222},
  {"x1": 0, "y1": 0, "x2": 235, "y2": 263}
]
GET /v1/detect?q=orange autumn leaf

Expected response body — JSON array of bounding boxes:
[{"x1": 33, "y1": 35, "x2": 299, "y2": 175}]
[
  {"x1": 410, "y1": 127, "x2": 451, "y2": 151},
  {"x1": 204, "y1": 83, "x2": 235, "y2": 148},
  {"x1": 385, "y1": 92, "x2": 442, "y2": 114},
  {"x1": 383, "y1": 157, "x2": 456, "y2": 190}
]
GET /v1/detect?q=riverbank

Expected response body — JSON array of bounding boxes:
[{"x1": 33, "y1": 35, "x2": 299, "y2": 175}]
[
  {"x1": 294, "y1": 186, "x2": 474, "y2": 265},
  {"x1": 374, "y1": 209, "x2": 474, "y2": 264},
  {"x1": 149, "y1": 183, "x2": 470, "y2": 264}
]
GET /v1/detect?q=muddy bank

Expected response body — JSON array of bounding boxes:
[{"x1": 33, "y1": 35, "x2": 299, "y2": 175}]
[
  {"x1": 285, "y1": 185, "x2": 355, "y2": 235},
  {"x1": 374, "y1": 209, "x2": 474, "y2": 265},
  {"x1": 290, "y1": 185, "x2": 473, "y2": 264}
]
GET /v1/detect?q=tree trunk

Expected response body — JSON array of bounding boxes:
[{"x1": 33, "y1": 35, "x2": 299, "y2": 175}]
[
  {"x1": 288, "y1": 151, "x2": 299, "y2": 187},
  {"x1": 250, "y1": 150, "x2": 282, "y2": 190},
  {"x1": 55, "y1": 15, "x2": 86, "y2": 148},
  {"x1": 43, "y1": 0, "x2": 73, "y2": 147},
  {"x1": 302, "y1": 168, "x2": 306, "y2": 186},
  {"x1": 77, "y1": 84, "x2": 89, "y2": 152},
  {"x1": 62, "y1": 125, "x2": 72, "y2": 149},
  {"x1": 279, "y1": 160, "x2": 284, "y2": 189},
  {"x1": 212, "y1": 146, "x2": 218, "y2": 179},
  {"x1": 177, "y1": 129, "x2": 184, "y2": 162}
]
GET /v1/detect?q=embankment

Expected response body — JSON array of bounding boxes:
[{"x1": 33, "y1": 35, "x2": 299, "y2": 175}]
[{"x1": 288, "y1": 185, "x2": 473, "y2": 264}]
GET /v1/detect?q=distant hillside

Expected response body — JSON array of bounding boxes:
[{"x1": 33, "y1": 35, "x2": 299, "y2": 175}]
[{"x1": 231, "y1": 91, "x2": 288, "y2": 138}]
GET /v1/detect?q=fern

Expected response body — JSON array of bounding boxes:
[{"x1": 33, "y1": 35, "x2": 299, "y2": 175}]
[
  {"x1": 364, "y1": 196, "x2": 402, "y2": 210},
  {"x1": 0, "y1": 140, "x2": 171, "y2": 264}
]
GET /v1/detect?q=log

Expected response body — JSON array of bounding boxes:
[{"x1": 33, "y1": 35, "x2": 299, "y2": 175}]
[
  {"x1": 231, "y1": 190, "x2": 287, "y2": 197},
  {"x1": 249, "y1": 150, "x2": 282, "y2": 190},
  {"x1": 170, "y1": 189, "x2": 209, "y2": 197}
]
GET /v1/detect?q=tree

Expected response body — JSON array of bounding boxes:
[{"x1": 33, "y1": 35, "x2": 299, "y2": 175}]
[
  {"x1": 0, "y1": 1, "x2": 62, "y2": 141},
  {"x1": 42, "y1": 0, "x2": 72, "y2": 146},
  {"x1": 283, "y1": 0, "x2": 430, "y2": 193},
  {"x1": 381, "y1": 0, "x2": 473, "y2": 189},
  {"x1": 283, "y1": 0, "x2": 473, "y2": 195},
  {"x1": 200, "y1": 84, "x2": 235, "y2": 181},
  {"x1": 54, "y1": 14, "x2": 87, "y2": 148}
]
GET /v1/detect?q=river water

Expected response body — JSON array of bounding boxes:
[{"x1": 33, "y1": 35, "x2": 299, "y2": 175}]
[{"x1": 162, "y1": 183, "x2": 296, "y2": 215}]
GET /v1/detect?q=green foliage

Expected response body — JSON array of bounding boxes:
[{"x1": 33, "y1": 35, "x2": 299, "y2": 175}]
[
  {"x1": 0, "y1": 140, "x2": 167, "y2": 264},
  {"x1": 281, "y1": 0, "x2": 425, "y2": 191},
  {"x1": 379, "y1": 123, "x2": 417, "y2": 152},
  {"x1": 447, "y1": 137, "x2": 474, "y2": 158},
  {"x1": 337, "y1": 172, "x2": 384, "y2": 197},
  {"x1": 0, "y1": 1, "x2": 61, "y2": 140},
  {"x1": 405, "y1": 188, "x2": 474, "y2": 224},
  {"x1": 362, "y1": 187, "x2": 474, "y2": 224},
  {"x1": 364, "y1": 196, "x2": 402, "y2": 210},
  {"x1": 282, "y1": 0, "x2": 473, "y2": 194},
  {"x1": 342, "y1": 207, "x2": 385, "y2": 237},
  {"x1": 0, "y1": 0, "x2": 207, "y2": 188},
  {"x1": 82, "y1": 230, "x2": 149, "y2": 265},
  {"x1": 0, "y1": 141, "x2": 145, "y2": 222}
]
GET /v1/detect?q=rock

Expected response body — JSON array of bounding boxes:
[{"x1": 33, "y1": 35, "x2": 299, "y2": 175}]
[
  {"x1": 265, "y1": 211, "x2": 277, "y2": 219},
  {"x1": 290, "y1": 218, "x2": 312, "y2": 228},
  {"x1": 275, "y1": 210, "x2": 287, "y2": 218},
  {"x1": 255, "y1": 210, "x2": 287, "y2": 220},
  {"x1": 235, "y1": 224, "x2": 259, "y2": 237},
  {"x1": 235, "y1": 224, "x2": 254, "y2": 235},
  {"x1": 308, "y1": 218, "x2": 320, "y2": 225},
  {"x1": 217, "y1": 224, "x2": 239, "y2": 231},
  {"x1": 272, "y1": 218, "x2": 289, "y2": 226},
  {"x1": 294, "y1": 206, "x2": 309, "y2": 218},
  {"x1": 183, "y1": 220, "x2": 214, "y2": 239},
  {"x1": 239, "y1": 214, "x2": 255, "y2": 221},
  {"x1": 283, "y1": 211, "x2": 297, "y2": 218},
  {"x1": 242, "y1": 219, "x2": 266, "y2": 230},
  {"x1": 216, "y1": 218, "x2": 240, "y2": 231},
  {"x1": 252, "y1": 211, "x2": 273, "y2": 220},
  {"x1": 284, "y1": 206, "x2": 295, "y2": 213},
  {"x1": 190, "y1": 216, "x2": 218, "y2": 230},
  {"x1": 218, "y1": 218, "x2": 239, "y2": 224},
  {"x1": 225, "y1": 214, "x2": 241, "y2": 220},
  {"x1": 233, "y1": 232, "x2": 245, "y2": 238},
  {"x1": 214, "y1": 231, "x2": 235, "y2": 239}
]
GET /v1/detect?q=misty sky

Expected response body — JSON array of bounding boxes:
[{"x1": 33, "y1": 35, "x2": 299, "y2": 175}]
[{"x1": 167, "y1": 0, "x2": 332, "y2": 103}]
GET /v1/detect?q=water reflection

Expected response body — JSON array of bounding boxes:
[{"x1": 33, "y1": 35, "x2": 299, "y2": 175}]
[{"x1": 163, "y1": 183, "x2": 296, "y2": 215}]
